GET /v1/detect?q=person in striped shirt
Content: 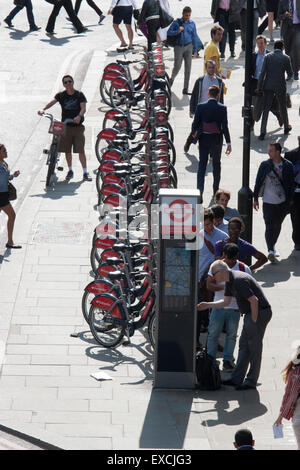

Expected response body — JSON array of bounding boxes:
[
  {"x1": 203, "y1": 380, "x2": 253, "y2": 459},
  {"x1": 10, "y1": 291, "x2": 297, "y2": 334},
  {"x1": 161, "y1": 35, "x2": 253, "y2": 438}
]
[{"x1": 274, "y1": 341, "x2": 300, "y2": 449}]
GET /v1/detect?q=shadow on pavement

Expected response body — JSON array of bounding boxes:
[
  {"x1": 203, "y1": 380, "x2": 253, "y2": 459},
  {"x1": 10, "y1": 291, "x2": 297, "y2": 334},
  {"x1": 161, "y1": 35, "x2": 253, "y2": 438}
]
[
  {"x1": 29, "y1": 180, "x2": 84, "y2": 199},
  {"x1": 8, "y1": 29, "x2": 31, "y2": 40},
  {"x1": 40, "y1": 35, "x2": 81, "y2": 46},
  {"x1": 254, "y1": 250, "x2": 300, "y2": 287}
]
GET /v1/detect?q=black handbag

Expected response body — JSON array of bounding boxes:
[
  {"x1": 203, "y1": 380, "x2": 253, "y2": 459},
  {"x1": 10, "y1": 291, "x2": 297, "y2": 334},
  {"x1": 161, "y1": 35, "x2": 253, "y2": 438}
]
[
  {"x1": 8, "y1": 182, "x2": 17, "y2": 201},
  {"x1": 158, "y1": 3, "x2": 173, "y2": 29}
]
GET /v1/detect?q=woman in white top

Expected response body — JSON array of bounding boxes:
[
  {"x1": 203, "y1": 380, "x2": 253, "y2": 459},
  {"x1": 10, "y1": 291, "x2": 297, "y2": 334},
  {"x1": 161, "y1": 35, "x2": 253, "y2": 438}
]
[
  {"x1": 157, "y1": 0, "x2": 171, "y2": 43},
  {"x1": 108, "y1": 0, "x2": 138, "y2": 49}
]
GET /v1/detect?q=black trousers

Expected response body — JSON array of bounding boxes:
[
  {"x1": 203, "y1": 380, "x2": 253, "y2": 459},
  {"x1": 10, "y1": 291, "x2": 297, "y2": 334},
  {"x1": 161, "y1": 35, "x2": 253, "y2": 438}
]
[
  {"x1": 75, "y1": 0, "x2": 102, "y2": 16},
  {"x1": 46, "y1": 0, "x2": 84, "y2": 33},
  {"x1": 262, "y1": 201, "x2": 290, "y2": 251},
  {"x1": 260, "y1": 89, "x2": 289, "y2": 135},
  {"x1": 146, "y1": 18, "x2": 160, "y2": 51},
  {"x1": 197, "y1": 134, "x2": 223, "y2": 195},
  {"x1": 290, "y1": 192, "x2": 300, "y2": 247}
]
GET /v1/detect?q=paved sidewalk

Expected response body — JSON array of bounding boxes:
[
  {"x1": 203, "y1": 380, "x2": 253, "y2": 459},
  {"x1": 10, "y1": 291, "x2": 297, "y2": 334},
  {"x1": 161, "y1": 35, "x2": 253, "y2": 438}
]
[{"x1": 0, "y1": 11, "x2": 300, "y2": 450}]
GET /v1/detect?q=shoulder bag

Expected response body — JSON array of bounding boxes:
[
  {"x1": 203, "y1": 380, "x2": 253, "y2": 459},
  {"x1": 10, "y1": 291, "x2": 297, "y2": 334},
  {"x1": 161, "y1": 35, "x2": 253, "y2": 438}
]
[
  {"x1": 0, "y1": 162, "x2": 17, "y2": 201},
  {"x1": 158, "y1": 1, "x2": 173, "y2": 29}
]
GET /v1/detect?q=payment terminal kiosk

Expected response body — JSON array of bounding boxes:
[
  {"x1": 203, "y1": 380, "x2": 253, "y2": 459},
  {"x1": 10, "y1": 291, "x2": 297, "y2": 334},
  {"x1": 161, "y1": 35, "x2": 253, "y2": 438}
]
[{"x1": 154, "y1": 189, "x2": 201, "y2": 389}]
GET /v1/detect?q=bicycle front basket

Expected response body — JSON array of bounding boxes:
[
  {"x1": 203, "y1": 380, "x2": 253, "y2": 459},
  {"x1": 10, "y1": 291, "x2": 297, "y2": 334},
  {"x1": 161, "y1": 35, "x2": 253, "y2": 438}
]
[{"x1": 49, "y1": 121, "x2": 66, "y2": 136}]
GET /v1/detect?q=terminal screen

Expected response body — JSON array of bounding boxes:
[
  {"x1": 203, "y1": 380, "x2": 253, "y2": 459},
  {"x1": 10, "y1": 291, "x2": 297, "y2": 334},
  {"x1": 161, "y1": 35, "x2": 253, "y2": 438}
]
[{"x1": 163, "y1": 247, "x2": 192, "y2": 310}]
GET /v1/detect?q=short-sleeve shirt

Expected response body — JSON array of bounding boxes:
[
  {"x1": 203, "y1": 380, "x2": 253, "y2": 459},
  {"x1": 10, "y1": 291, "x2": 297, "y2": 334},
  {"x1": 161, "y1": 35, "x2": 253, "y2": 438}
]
[
  {"x1": 55, "y1": 90, "x2": 87, "y2": 125},
  {"x1": 224, "y1": 270, "x2": 270, "y2": 315},
  {"x1": 214, "y1": 237, "x2": 257, "y2": 263},
  {"x1": 204, "y1": 40, "x2": 220, "y2": 72},
  {"x1": 198, "y1": 227, "x2": 228, "y2": 281}
]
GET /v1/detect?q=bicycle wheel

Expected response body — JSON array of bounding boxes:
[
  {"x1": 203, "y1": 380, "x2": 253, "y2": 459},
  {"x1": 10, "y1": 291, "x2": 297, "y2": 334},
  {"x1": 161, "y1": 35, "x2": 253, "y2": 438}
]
[
  {"x1": 82, "y1": 290, "x2": 94, "y2": 324},
  {"x1": 89, "y1": 303, "x2": 125, "y2": 348},
  {"x1": 100, "y1": 76, "x2": 113, "y2": 106},
  {"x1": 148, "y1": 312, "x2": 156, "y2": 349},
  {"x1": 46, "y1": 142, "x2": 57, "y2": 187},
  {"x1": 167, "y1": 139, "x2": 176, "y2": 166}
]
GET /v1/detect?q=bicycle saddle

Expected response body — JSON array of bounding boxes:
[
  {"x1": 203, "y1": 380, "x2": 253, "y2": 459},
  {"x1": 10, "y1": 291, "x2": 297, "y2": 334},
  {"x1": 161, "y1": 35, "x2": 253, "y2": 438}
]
[
  {"x1": 105, "y1": 257, "x2": 124, "y2": 266},
  {"x1": 116, "y1": 60, "x2": 132, "y2": 66},
  {"x1": 107, "y1": 271, "x2": 126, "y2": 281},
  {"x1": 112, "y1": 243, "x2": 127, "y2": 252}
]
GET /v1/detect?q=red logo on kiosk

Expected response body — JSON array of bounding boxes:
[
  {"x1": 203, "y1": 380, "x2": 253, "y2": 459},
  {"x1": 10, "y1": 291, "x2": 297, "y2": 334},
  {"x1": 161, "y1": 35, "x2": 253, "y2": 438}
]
[{"x1": 168, "y1": 199, "x2": 194, "y2": 223}]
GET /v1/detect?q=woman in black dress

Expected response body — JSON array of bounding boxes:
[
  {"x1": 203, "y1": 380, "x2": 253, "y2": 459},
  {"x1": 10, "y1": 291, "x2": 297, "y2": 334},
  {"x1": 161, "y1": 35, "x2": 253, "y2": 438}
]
[{"x1": 0, "y1": 144, "x2": 21, "y2": 249}]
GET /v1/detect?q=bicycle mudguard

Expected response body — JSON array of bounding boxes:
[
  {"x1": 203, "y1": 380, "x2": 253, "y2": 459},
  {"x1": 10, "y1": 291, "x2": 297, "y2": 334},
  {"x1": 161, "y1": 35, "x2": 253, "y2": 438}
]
[
  {"x1": 97, "y1": 263, "x2": 123, "y2": 278},
  {"x1": 94, "y1": 235, "x2": 118, "y2": 250},
  {"x1": 111, "y1": 77, "x2": 130, "y2": 91},
  {"x1": 103, "y1": 71, "x2": 123, "y2": 82},
  {"x1": 91, "y1": 293, "x2": 124, "y2": 320},
  {"x1": 100, "y1": 183, "x2": 125, "y2": 198},
  {"x1": 103, "y1": 172, "x2": 125, "y2": 188},
  {"x1": 103, "y1": 63, "x2": 126, "y2": 74},
  {"x1": 101, "y1": 149, "x2": 124, "y2": 163},
  {"x1": 98, "y1": 128, "x2": 119, "y2": 142},
  {"x1": 98, "y1": 160, "x2": 117, "y2": 174},
  {"x1": 86, "y1": 279, "x2": 118, "y2": 297},
  {"x1": 95, "y1": 221, "x2": 118, "y2": 238},
  {"x1": 100, "y1": 248, "x2": 122, "y2": 261},
  {"x1": 103, "y1": 193, "x2": 127, "y2": 209}
]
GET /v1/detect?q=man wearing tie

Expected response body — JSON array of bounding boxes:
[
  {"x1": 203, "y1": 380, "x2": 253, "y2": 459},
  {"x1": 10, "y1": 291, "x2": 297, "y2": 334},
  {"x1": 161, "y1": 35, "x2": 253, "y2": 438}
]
[{"x1": 192, "y1": 86, "x2": 231, "y2": 200}]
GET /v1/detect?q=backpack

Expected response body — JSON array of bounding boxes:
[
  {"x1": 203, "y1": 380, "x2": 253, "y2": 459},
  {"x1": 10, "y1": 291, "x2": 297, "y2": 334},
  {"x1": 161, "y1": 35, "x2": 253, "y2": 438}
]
[
  {"x1": 195, "y1": 348, "x2": 221, "y2": 390},
  {"x1": 166, "y1": 19, "x2": 184, "y2": 48}
]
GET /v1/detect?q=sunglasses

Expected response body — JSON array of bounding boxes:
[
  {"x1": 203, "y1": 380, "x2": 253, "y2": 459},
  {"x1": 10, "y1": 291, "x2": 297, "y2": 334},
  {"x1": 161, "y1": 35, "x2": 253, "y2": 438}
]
[{"x1": 63, "y1": 80, "x2": 73, "y2": 85}]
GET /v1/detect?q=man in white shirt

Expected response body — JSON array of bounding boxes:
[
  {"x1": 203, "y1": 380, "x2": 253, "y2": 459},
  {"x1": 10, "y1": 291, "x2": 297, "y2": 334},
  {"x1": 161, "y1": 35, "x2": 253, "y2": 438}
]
[
  {"x1": 108, "y1": 0, "x2": 137, "y2": 50},
  {"x1": 206, "y1": 243, "x2": 252, "y2": 370}
]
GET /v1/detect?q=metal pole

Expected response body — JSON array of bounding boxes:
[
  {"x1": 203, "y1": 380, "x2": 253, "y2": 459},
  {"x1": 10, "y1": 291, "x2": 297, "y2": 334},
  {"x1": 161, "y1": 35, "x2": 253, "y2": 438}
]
[{"x1": 238, "y1": 0, "x2": 254, "y2": 245}]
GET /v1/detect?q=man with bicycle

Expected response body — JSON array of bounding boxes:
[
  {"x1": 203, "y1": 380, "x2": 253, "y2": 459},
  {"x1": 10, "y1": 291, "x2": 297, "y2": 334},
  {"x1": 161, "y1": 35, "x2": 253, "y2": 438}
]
[{"x1": 38, "y1": 75, "x2": 92, "y2": 182}]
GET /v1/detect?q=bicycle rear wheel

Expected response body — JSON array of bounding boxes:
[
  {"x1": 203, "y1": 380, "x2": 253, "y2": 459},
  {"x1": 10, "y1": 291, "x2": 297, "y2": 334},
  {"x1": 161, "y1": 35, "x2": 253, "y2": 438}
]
[
  {"x1": 89, "y1": 304, "x2": 125, "y2": 348},
  {"x1": 46, "y1": 142, "x2": 58, "y2": 187}
]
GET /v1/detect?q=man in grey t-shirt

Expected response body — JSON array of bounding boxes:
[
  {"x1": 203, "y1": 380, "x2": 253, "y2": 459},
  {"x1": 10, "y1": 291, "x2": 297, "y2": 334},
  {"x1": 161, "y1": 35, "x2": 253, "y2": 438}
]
[{"x1": 198, "y1": 260, "x2": 272, "y2": 390}]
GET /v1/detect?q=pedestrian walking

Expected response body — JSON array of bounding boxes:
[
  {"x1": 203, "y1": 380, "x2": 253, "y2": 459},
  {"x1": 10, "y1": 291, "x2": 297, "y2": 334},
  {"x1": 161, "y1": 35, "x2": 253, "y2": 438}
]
[
  {"x1": 110, "y1": 0, "x2": 137, "y2": 49},
  {"x1": 4, "y1": 0, "x2": 40, "y2": 31},
  {"x1": 256, "y1": 40, "x2": 293, "y2": 140},
  {"x1": 198, "y1": 259, "x2": 273, "y2": 390},
  {"x1": 253, "y1": 142, "x2": 295, "y2": 263},
  {"x1": 167, "y1": 6, "x2": 198, "y2": 94},
  {"x1": 284, "y1": 136, "x2": 300, "y2": 250},
  {"x1": 38, "y1": 75, "x2": 92, "y2": 182},
  {"x1": 197, "y1": 209, "x2": 228, "y2": 339},
  {"x1": 264, "y1": 0, "x2": 280, "y2": 43},
  {"x1": 191, "y1": 85, "x2": 231, "y2": 198},
  {"x1": 45, "y1": 0, "x2": 87, "y2": 34},
  {"x1": 249, "y1": 35, "x2": 283, "y2": 130},
  {"x1": 137, "y1": 0, "x2": 160, "y2": 51},
  {"x1": 0, "y1": 144, "x2": 21, "y2": 250},
  {"x1": 274, "y1": 340, "x2": 300, "y2": 449},
  {"x1": 214, "y1": 188, "x2": 242, "y2": 220},
  {"x1": 206, "y1": 243, "x2": 251, "y2": 371},
  {"x1": 278, "y1": 0, "x2": 300, "y2": 80},
  {"x1": 239, "y1": 0, "x2": 266, "y2": 51},
  {"x1": 233, "y1": 429, "x2": 255, "y2": 450},
  {"x1": 204, "y1": 24, "x2": 224, "y2": 74},
  {"x1": 210, "y1": 0, "x2": 240, "y2": 58},
  {"x1": 184, "y1": 60, "x2": 224, "y2": 153},
  {"x1": 74, "y1": 0, "x2": 105, "y2": 24},
  {"x1": 214, "y1": 217, "x2": 268, "y2": 269}
]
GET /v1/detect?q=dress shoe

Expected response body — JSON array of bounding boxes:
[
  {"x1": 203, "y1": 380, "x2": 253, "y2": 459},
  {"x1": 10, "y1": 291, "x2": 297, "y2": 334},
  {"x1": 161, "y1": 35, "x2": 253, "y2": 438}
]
[
  {"x1": 230, "y1": 51, "x2": 236, "y2": 58},
  {"x1": 220, "y1": 53, "x2": 225, "y2": 59},
  {"x1": 284, "y1": 125, "x2": 292, "y2": 134},
  {"x1": 46, "y1": 30, "x2": 55, "y2": 35},
  {"x1": 221, "y1": 379, "x2": 237, "y2": 387},
  {"x1": 4, "y1": 18, "x2": 13, "y2": 28},
  {"x1": 235, "y1": 383, "x2": 256, "y2": 390},
  {"x1": 223, "y1": 360, "x2": 235, "y2": 371},
  {"x1": 294, "y1": 72, "x2": 299, "y2": 80},
  {"x1": 277, "y1": 116, "x2": 284, "y2": 127},
  {"x1": 258, "y1": 133, "x2": 265, "y2": 140},
  {"x1": 30, "y1": 25, "x2": 41, "y2": 32},
  {"x1": 184, "y1": 142, "x2": 190, "y2": 153},
  {"x1": 77, "y1": 27, "x2": 87, "y2": 34},
  {"x1": 182, "y1": 89, "x2": 190, "y2": 95}
]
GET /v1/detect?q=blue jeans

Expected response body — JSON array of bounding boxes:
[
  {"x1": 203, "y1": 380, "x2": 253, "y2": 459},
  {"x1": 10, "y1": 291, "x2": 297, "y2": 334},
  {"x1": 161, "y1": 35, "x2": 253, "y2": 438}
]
[
  {"x1": 6, "y1": 0, "x2": 35, "y2": 28},
  {"x1": 207, "y1": 308, "x2": 240, "y2": 362}
]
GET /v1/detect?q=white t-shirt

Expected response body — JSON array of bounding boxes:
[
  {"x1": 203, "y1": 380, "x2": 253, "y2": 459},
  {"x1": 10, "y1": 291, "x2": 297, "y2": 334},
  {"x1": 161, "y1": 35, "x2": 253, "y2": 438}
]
[
  {"x1": 263, "y1": 162, "x2": 286, "y2": 204},
  {"x1": 208, "y1": 260, "x2": 252, "y2": 310}
]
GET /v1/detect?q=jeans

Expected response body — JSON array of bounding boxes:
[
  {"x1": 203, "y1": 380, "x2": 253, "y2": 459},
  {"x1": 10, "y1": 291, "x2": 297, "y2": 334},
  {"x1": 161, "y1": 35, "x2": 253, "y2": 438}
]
[
  {"x1": 171, "y1": 43, "x2": 193, "y2": 90},
  {"x1": 231, "y1": 307, "x2": 272, "y2": 387},
  {"x1": 46, "y1": 0, "x2": 84, "y2": 33},
  {"x1": 197, "y1": 133, "x2": 222, "y2": 195},
  {"x1": 75, "y1": 0, "x2": 102, "y2": 16},
  {"x1": 6, "y1": 0, "x2": 35, "y2": 28},
  {"x1": 215, "y1": 9, "x2": 236, "y2": 54},
  {"x1": 262, "y1": 201, "x2": 290, "y2": 251},
  {"x1": 207, "y1": 308, "x2": 240, "y2": 362}
]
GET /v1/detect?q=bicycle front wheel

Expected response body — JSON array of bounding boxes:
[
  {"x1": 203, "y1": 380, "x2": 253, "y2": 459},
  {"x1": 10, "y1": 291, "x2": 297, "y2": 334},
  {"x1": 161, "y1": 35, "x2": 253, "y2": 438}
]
[
  {"x1": 89, "y1": 304, "x2": 125, "y2": 348},
  {"x1": 46, "y1": 142, "x2": 58, "y2": 187}
]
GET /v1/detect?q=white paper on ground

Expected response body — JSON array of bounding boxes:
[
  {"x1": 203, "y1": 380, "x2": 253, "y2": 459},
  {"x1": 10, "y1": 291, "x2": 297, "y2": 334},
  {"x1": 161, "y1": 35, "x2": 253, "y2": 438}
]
[
  {"x1": 90, "y1": 371, "x2": 113, "y2": 381},
  {"x1": 273, "y1": 424, "x2": 284, "y2": 439}
]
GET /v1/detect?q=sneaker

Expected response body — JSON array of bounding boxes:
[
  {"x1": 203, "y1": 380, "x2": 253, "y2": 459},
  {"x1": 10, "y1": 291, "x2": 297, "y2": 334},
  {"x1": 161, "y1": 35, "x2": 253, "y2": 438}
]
[
  {"x1": 98, "y1": 15, "x2": 106, "y2": 24},
  {"x1": 30, "y1": 25, "x2": 41, "y2": 31},
  {"x1": 83, "y1": 172, "x2": 92, "y2": 181},
  {"x1": 66, "y1": 170, "x2": 74, "y2": 180},
  {"x1": 4, "y1": 18, "x2": 13, "y2": 28},
  {"x1": 268, "y1": 250, "x2": 276, "y2": 263},
  {"x1": 223, "y1": 360, "x2": 235, "y2": 371},
  {"x1": 274, "y1": 250, "x2": 280, "y2": 257}
]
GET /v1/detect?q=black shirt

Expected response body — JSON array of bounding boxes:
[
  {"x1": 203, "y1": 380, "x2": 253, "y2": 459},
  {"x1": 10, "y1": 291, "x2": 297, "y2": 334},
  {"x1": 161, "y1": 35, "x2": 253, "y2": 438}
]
[
  {"x1": 55, "y1": 90, "x2": 87, "y2": 125},
  {"x1": 224, "y1": 270, "x2": 270, "y2": 315}
]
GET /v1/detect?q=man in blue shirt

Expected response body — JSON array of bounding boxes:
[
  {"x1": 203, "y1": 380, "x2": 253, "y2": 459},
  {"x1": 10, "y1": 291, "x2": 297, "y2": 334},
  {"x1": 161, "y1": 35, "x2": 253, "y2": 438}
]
[{"x1": 168, "y1": 6, "x2": 198, "y2": 94}]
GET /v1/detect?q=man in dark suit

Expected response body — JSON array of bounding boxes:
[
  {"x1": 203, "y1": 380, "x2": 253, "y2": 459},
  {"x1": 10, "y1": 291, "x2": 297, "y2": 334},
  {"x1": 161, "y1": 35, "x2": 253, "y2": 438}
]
[
  {"x1": 284, "y1": 136, "x2": 300, "y2": 250},
  {"x1": 239, "y1": 0, "x2": 266, "y2": 51},
  {"x1": 278, "y1": 0, "x2": 300, "y2": 80},
  {"x1": 192, "y1": 85, "x2": 231, "y2": 199},
  {"x1": 257, "y1": 40, "x2": 293, "y2": 140}
]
